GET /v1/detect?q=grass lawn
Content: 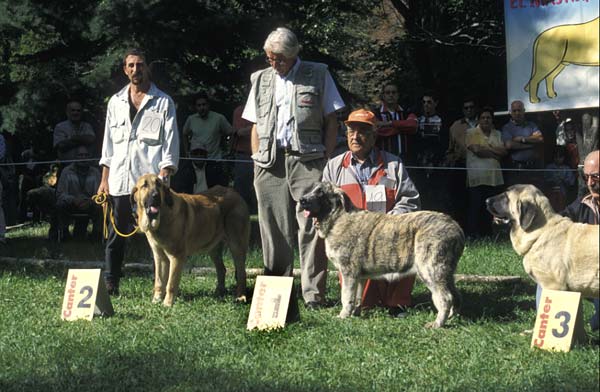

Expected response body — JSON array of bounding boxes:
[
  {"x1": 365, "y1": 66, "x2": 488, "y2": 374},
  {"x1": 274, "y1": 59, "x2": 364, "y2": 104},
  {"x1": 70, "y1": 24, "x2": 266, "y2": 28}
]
[{"x1": 0, "y1": 223, "x2": 598, "y2": 391}]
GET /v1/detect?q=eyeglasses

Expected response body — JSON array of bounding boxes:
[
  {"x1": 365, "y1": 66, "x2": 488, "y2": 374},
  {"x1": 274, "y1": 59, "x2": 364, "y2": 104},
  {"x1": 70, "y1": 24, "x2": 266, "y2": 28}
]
[
  {"x1": 265, "y1": 56, "x2": 287, "y2": 66},
  {"x1": 463, "y1": 105, "x2": 475, "y2": 110},
  {"x1": 422, "y1": 100, "x2": 434, "y2": 104},
  {"x1": 581, "y1": 173, "x2": 600, "y2": 183}
]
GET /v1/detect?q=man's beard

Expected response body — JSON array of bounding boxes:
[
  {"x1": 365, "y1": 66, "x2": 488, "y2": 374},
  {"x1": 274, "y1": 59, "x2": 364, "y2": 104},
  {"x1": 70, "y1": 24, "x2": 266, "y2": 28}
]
[{"x1": 131, "y1": 73, "x2": 144, "y2": 84}]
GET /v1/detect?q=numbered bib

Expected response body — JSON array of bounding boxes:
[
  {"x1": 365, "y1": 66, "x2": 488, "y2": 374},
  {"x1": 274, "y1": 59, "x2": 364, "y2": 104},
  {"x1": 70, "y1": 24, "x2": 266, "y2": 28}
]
[
  {"x1": 61, "y1": 269, "x2": 114, "y2": 321},
  {"x1": 365, "y1": 185, "x2": 386, "y2": 213},
  {"x1": 531, "y1": 289, "x2": 586, "y2": 352}
]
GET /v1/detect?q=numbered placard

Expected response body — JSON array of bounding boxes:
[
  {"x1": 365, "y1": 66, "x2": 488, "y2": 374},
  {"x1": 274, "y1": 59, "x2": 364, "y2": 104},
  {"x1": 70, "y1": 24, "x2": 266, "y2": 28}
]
[
  {"x1": 531, "y1": 289, "x2": 586, "y2": 352},
  {"x1": 247, "y1": 276, "x2": 294, "y2": 331},
  {"x1": 61, "y1": 269, "x2": 114, "y2": 321}
]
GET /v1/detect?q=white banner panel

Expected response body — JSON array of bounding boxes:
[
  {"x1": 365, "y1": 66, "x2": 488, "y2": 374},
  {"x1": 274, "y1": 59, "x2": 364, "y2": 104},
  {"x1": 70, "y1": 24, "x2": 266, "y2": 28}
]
[{"x1": 504, "y1": 0, "x2": 599, "y2": 112}]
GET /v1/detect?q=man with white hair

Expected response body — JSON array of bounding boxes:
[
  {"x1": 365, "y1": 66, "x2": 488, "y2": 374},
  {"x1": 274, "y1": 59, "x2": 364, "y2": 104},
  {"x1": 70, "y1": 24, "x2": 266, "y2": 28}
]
[
  {"x1": 242, "y1": 27, "x2": 345, "y2": 310},
  {"x1": 535, "y1": 150, "x2": 600, "y2": 331}
]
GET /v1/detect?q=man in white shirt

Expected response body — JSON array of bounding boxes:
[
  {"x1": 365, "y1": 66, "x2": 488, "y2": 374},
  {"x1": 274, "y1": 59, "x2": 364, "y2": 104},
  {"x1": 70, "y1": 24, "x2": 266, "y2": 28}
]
[
  {"x1": 242, "y1": 27, "x2": 345, "y2": 310},
  {"x1": 98, "y1": 48, "x2": 179, "y2": 295}
]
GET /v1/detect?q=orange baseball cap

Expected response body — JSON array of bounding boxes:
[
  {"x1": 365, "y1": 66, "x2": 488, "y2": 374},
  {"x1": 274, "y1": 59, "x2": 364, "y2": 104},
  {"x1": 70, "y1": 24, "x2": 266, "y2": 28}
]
[{"x1": 344, "y1": 108, "x2": 376, "y2": 126}]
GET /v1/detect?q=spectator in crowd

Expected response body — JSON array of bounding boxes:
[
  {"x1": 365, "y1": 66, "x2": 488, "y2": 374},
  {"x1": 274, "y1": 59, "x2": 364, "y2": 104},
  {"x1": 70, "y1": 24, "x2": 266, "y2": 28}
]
[
  {"x1": 413, "y1": 91, "x2": 448, "y2": 211},
  {"x1": 231, "y1": 102, "x2": 256, "y2": 213},
  {"x1": 55, "y1": 146, "x2": 101, "y2": 240},
  {"x1": 554, "y1": 111, "x2": 579, "y2": 170},
  {"x1": 98, "y1": 48, "x2": 179, "y2": 295},
  {"x1": 242, "y1": 27, "x2": 344, "y2": 309},
  {"x1": 53, "y1": 100, "x2": 96, "y2": 161},
  {"x1": 182, "y1": 92, "x2": 234, "y2": 188},
  {"x1": 501, "y1": 100, "x2": 544, "y2": 187},
  {"x1": 543, "y1": 146, "x2": 576, "y2": 212},
  {"x1": 447, "y1": 97, "x2": 477, "y2": 167},
  {"x1": 322, "y1": 109, "x2": 420, "y2": 316},
  {"x1": 446, "y1": 97, "x2": 478, "y2": 230},
  {"x1": 465, "y1": 107, "x2": 506, "y2": 238},
  {"x1": 536, "y1": 149, "x2": 600, "y2": 331},
  {"x1": 373, "y1": 82, "x2": 417, "y2": 162}
]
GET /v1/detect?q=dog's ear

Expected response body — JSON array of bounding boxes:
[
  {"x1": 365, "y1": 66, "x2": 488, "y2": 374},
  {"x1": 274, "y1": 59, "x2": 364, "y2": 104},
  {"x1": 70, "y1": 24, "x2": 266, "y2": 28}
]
[
  {"x1": 518, "y1": 200, "x2": 538, "y2": 231},
  {"x1": 130, "y1": 186, "x2": 138, "y2": 207},
  {"x1": 340, "y1": 191, "x2": 353, "y2": 212}
]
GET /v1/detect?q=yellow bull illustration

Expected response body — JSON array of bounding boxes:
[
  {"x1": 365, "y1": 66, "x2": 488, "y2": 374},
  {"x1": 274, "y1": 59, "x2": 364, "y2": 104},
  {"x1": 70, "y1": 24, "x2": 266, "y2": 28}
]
[{"x1": 524, "y1": 17, "x2": 599, "y2": 104}]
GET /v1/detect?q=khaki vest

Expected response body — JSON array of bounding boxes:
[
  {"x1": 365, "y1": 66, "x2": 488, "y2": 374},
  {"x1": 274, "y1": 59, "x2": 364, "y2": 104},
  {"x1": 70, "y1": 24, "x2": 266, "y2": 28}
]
[{"x1": 250, "y1": 61, "x2": 328, "y2": 168}]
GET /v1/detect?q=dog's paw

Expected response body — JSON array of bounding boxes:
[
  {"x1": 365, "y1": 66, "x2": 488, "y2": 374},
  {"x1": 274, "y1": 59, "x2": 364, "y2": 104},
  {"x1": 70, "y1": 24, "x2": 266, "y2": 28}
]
[
  {"x1": 235, "y1": 295, "x2": 247, "y2": 303},
  {"x1": 338, "y1": 311, "x2": 351, "y2": 319},
  {"x1": 152, "y1": 293, "x2": 165, "y2": 304},
  {"x1": 163, "y1": 295, "x2": 175, "y2": 307},
  {"x1": 424, "y1": 321, "x2": 442, "y2": 329}
]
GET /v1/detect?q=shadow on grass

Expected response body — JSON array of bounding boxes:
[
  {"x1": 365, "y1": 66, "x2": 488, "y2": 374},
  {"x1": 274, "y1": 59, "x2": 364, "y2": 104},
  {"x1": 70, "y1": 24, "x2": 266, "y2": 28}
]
[
  {"x1": 408, "y1": 280, "x2": 536, "y2": 324},
  {"x1": 0, "y1": 352, "x2": 348, "y2": 392}
]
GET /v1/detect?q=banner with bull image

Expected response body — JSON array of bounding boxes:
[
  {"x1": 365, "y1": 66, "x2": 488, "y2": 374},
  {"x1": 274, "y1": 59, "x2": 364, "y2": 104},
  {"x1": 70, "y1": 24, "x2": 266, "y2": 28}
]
[{"x1": 504, "y1": 0, "x2": 599, "y2": 112}]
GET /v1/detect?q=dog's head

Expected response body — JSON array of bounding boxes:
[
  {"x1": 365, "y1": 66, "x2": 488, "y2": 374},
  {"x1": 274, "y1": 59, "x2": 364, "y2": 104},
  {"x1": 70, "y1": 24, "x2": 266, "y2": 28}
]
[
  {"x1": 299, "y1": 181, "x2": 350, "y2": 236},
  {"x1": 486, "y1": 184, "x2": 551, "y2": 233},
  {"x1": 130, "y1": 173, "x2": 173, "y2": 232}
]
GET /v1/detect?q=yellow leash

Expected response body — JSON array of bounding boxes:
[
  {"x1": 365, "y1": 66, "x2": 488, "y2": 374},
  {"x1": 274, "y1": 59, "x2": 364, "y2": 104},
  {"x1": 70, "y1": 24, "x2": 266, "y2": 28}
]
[{"x1": 92, "y1": 192, "x2": 139, "y2": 238}]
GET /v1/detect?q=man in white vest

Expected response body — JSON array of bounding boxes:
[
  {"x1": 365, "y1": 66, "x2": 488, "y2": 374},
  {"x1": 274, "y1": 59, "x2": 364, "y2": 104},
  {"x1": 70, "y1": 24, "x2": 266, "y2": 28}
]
[{"x1": 242, "y1": 27, "x2": 345, "y2": 310}]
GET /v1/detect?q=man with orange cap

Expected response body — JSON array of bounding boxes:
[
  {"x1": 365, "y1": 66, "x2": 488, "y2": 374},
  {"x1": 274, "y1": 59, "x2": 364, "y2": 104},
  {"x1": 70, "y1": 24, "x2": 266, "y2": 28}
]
[{"x1": 322, "y1": 108, "x2": 421, "y2": 317}]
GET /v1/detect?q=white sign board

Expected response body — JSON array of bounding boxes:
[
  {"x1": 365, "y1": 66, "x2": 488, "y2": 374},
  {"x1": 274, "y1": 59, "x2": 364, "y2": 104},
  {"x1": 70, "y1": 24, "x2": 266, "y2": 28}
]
[
  {"x1": 504, "y1": 0, "x2": 599, "y2": 111},
  {"x1": 247, "y1": 276, "x2": 294, "y2": 331},
  {"x1": 61, "y1": 269, "x2": 114, "y2": 321}
]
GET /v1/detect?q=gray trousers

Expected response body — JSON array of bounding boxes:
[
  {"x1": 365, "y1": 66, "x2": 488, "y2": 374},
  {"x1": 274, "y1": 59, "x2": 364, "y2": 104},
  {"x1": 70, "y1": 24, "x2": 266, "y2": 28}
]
[{"x1": 254, "y1": 149, "x2": 327, "y2": 303}]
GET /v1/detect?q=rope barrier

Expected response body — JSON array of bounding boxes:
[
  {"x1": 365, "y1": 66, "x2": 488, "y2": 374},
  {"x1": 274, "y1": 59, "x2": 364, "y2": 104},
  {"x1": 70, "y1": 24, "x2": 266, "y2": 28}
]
[{"x1": 0, "y1": 156, "x2": 583, "y2": 173}]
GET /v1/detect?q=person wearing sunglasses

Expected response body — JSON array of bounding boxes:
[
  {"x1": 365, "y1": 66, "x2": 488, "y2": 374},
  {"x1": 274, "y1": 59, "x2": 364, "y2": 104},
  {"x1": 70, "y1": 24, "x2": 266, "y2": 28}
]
[{"x1": 536, "y1": 150, "x2": 600, "y2": 331}]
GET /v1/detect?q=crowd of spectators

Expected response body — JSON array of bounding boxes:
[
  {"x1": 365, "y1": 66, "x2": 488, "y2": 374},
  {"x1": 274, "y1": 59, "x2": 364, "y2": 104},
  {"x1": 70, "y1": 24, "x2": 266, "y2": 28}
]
[{"x1": 0, "y1": 57, "x2": 598, "y2": 246}]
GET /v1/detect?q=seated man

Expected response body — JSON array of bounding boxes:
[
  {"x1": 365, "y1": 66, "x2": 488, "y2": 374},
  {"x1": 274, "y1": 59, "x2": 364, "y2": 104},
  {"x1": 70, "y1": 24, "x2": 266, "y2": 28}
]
[
  {"x1": 322, "y1": 108, "x2": 420, "y2": 317},
  {"x1": 55, "y1": 146, "x2": 101, "y2": 240},
  {"x1": 536, "y1": 150, "x2": 600, "y2": 331}
]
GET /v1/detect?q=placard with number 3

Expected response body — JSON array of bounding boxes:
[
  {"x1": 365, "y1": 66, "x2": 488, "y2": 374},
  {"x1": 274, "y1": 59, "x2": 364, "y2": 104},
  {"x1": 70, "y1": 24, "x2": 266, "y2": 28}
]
[
  {"x1": 61, "y1": 269, "x2": 114, "y2": 321},
  {"x1": 531, "y1": 289, "x2": 586, "y2": 352}
]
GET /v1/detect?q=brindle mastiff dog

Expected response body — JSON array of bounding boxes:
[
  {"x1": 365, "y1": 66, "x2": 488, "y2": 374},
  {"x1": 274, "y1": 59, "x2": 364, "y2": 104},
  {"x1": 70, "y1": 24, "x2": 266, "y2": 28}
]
[
  {"x1": 486, "y1": 184, "x2": 599, "y2": 298},
  {"x1": 131, "y1": 173, "x2": 249, "y2": 306},
  {"x1": 299, "y1": 181, "x2": 464, "y2": 328}
]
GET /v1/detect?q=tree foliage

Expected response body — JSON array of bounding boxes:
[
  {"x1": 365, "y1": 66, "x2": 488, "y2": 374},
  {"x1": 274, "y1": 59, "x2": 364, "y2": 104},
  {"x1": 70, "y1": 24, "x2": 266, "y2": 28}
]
[{"x1": 0, "y1": 0, "x2": 507, "y2": 144}]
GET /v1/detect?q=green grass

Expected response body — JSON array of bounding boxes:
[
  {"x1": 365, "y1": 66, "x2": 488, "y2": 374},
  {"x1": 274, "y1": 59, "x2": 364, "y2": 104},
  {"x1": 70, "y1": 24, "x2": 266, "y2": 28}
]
[{"x1": 1, "y1": 224, "x2": 598, "y2": 392}]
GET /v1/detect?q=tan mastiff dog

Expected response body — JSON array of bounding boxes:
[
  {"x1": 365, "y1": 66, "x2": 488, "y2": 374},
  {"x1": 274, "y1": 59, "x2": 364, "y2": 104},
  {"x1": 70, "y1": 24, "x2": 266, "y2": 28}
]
[
  {"x1": 131, "y1": 174, "x2": 249, "y2": 306},
  {"x1": 486, "y1": 184, "x2": 599, "y2": 298},
  {"x1": 524, "y1": 17, "x2": 599, "y2": 104}
]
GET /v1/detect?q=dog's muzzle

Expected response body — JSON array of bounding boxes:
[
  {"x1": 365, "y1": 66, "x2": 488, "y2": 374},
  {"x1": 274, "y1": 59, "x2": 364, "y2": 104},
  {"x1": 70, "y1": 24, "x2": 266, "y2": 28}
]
[
  {"x1": 485, "y1": 196, "x2": 510, "y2": 225},
  {"x1": 145, "y1": 191, "x2": 161, "y2": 219}
]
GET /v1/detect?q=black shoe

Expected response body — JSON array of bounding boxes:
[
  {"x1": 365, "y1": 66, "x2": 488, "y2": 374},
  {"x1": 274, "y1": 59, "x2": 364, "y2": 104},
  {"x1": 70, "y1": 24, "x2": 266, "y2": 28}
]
[{"x1": 305, "y1": 301, "x2": 323, "y2": 311}]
